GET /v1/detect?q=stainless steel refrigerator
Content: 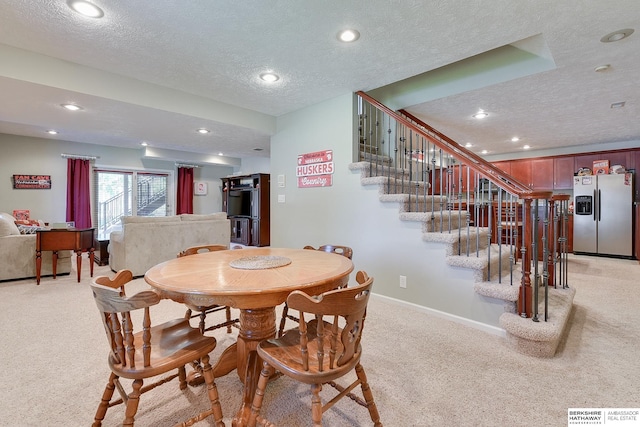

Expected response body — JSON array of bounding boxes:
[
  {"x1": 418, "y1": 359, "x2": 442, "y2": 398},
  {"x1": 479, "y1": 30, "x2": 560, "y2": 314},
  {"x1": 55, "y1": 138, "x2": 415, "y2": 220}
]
[{"x1": 573, "y1": 173, "x2": 634, "y2": 257}]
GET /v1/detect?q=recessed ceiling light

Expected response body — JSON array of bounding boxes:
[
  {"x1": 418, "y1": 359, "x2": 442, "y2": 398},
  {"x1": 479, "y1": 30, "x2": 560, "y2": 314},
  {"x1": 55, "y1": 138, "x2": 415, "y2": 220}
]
[
  {"x1": 464, "y1": 143, "x2": 473, "y2": 148},
  {"x1": 473, "y1": 111, "x2": 488, "y2": 119},
  {"x1": 511, "y1": 137, "x2": 519, "y2": 142},
  {"x1": 523, "y1": 145, "x2": 531, "y2": 150},
  {"x1": 259, "y1": 72, "x2": 279, "y2": 83},
  {"x1": 218, "y1": 152, "x2": 224, "y2": 156},
  {"x1": 611, "y1": 101, "x2": 626, "y2": 109},
  {"x1": 67, "y1": 0, "x2": 104, "y2": 18},
  {"x1": 338, "y1": 29, "x2": 360, "y2": 43},
  {"x1": 481, "y1": 150, "x2": 488, "y2": 154},
  {"x1": 600, "y1": 29, "x2": 634, "y2": 43},
  {"x1": 61, "y1": 103, "x2": 82, "y2": 111},
  {"x1": 197, "y1": 128, "x2": 210, "y2": 134},
  {"x1": 140, "y1": 141, "x2": 148, "y2": 146}
]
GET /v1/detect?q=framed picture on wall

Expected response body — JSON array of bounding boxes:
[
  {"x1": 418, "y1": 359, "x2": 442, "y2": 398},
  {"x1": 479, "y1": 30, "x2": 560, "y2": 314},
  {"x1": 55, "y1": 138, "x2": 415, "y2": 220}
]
[
  {"x1": 12, "y1": 175, "x2": 52, "y2": 189},
  {"x1": 194, "y1": 181, "x2": 208, "y2": 195}
]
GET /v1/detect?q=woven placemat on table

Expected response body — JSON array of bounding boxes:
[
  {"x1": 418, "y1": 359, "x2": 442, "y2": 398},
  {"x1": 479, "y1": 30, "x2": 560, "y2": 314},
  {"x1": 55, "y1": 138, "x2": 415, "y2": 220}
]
[{"x1": 229, "y1": 255, "x2": 292, "y2": 270}]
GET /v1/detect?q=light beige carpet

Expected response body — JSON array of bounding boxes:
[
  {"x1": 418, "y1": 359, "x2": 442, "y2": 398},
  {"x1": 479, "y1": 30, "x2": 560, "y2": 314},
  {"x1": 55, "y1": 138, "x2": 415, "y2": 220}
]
[{"x1": 0, "y1": 254, "x2": 638, "y2": 426}]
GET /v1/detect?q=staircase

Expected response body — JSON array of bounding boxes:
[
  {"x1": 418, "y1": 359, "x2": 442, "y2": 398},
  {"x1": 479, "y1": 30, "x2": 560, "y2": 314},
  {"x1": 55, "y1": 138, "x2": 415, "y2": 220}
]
[
  {"x1": 97, "y1": 176, "x2": 167, "y2": 235},
  {"x1": 352, "y1": 91, "x2": 576, "y2": 357}
]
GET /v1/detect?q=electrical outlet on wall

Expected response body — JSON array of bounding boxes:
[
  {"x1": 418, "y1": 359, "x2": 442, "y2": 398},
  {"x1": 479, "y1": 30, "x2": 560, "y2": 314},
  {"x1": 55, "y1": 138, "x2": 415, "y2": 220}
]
[{"x1": 399, "y1": 275, "x2": 407, "y2": 288}]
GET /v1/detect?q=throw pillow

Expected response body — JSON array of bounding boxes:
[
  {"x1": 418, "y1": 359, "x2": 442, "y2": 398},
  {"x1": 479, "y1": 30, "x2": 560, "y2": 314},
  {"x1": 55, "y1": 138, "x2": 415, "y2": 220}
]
[{"x1": 12, "y1": 210, "x2": 30, "y2": 220}]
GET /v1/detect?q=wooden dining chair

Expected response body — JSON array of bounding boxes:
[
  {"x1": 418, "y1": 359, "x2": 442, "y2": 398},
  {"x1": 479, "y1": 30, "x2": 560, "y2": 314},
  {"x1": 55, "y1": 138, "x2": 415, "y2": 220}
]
[
  {"x1": 303, "y1": 244, "x2": 353, "y2": 259},
  {"x1": 244, "y1": 271, "x2": 382, "y2": 427},
  {"x1": 178, "y1": 244, "x2": 239, "y2": 334},
  {"x1": 277, "y1": 244, "x2": 353, "y2": 337},
  {"x1": 90, "y1": 270, "x2": 225, "y2": 427}
]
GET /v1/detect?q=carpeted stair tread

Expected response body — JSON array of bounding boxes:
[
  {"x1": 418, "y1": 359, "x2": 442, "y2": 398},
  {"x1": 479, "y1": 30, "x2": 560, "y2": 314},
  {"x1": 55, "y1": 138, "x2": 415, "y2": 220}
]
[
  {"x1": 361, "y1": 176, "x2": 430, "y2": 194},
  {"x1": 349, "y1": 161, "x2": 411, "y2": 178},
  {"x1": 359, "y1": 151, "x2": 393, "y2": 164},
  {"x1": 423, "y1": 227, "x2": 491, "y2": 255},
  {"x1": 398, "y1": 211, "x2": 467, "y2": 221},
  {"x1": 474, "y1": 281, "x2": 520, "y2": 302},
  {"x1": 499, "y1": 286, "x2": 576, "y2": 357},
  {"x1": 446, "y1": 243, "x2": 507, "y2": 268}
]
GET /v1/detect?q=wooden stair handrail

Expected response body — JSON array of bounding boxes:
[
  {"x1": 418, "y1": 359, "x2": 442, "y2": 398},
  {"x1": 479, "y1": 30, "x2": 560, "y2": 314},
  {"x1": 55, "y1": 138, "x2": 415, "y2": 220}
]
[
  {"x1": 357, "y1": 91, "x2": 551, "y2": 200},
  {"x1": 398, "y1": 109, "x2": 532, "y2": 192}
]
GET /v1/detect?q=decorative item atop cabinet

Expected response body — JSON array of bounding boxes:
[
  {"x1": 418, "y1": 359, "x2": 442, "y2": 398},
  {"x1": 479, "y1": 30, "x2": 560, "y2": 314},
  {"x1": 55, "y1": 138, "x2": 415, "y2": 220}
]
[{"x1": 221, "y1": 173, "x2": 270, "y2": 246}]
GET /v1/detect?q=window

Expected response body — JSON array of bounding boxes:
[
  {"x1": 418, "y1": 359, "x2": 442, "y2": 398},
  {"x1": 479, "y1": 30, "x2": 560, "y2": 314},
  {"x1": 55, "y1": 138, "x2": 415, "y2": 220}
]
[{"x1": 93, "y1": 169, "x2": 171, "y2": 237}]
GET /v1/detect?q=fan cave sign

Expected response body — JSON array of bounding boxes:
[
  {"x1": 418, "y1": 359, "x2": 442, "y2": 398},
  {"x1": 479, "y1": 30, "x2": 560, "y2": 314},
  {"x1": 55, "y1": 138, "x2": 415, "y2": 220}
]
[
  {"x1": 13, "y1": 175, "x2": 52, "y2": 189},
  {"x1": 297, "y1": 150, "x2": 334, "y2": 188}
]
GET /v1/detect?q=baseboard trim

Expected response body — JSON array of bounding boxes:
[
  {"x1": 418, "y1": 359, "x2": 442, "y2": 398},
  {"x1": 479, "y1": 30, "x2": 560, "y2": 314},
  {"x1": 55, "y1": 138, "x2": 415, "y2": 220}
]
[{"x1": 371, "y1": 292, "x2": 506, "y2": 338}]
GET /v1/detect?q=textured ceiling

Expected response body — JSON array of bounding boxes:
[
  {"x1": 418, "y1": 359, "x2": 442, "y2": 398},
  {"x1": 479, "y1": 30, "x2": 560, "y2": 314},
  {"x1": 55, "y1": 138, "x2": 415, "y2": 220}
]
[{"x1": 0, "y1": 0, "x2": 638, "y2": 161}]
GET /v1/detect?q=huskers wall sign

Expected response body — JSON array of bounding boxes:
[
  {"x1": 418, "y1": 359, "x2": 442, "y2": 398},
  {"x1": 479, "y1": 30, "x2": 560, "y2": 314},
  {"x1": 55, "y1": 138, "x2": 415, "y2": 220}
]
[{"x1": 297, "y1": 150, "x2": 334, "y2": 188}]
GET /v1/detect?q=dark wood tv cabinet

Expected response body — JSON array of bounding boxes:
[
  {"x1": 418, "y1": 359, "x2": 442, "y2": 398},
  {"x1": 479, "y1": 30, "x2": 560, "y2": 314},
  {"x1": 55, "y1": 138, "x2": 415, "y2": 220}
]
[{"x1": 222, "y1": 173, "x2": 270, "y2": 246}]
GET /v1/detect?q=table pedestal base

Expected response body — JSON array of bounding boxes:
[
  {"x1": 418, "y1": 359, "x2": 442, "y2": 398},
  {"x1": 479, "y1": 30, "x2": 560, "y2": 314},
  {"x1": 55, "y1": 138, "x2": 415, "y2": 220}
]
[
  {"x1": 236, "y1": 307, "x2": 276, "y2": 380},
  {"x1": 186, "y1": 307, "x2": 278, "y2": 426},
  {"x1": 234, "y1": 307, "x2": 277, "y2": 426}
]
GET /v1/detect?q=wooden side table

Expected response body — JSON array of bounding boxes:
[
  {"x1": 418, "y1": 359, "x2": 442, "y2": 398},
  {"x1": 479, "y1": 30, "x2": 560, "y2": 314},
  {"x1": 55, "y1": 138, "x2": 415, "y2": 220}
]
[{"x1": 35, "y1": 228, "x2": 95, "y2": 285}]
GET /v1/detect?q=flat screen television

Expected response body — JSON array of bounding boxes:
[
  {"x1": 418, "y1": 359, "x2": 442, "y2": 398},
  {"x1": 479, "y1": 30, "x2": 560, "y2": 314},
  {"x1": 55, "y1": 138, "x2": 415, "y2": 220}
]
[{"x1": 227, "y1": 190, "x2": 251, "y2": 216}]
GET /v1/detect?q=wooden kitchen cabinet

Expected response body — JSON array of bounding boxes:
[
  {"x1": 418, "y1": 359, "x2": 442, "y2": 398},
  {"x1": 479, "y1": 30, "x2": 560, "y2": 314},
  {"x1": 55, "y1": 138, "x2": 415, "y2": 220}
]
[
  {"x1": 553, "y1": 157, "x2": 575, "y2": 190},
  {"x1": 494, "y1": 159, "x2": 554, "y2": 190},
  {"x1": 531, "y1": 158, "x2": 554, "y2": 190},
  {"x1": 510, "y1": 159, "x2": 533, "y2": 188},
  {"x1": 574, "y1": 154, "x2": 598, "y2": 172},
  {"x1": 492, "y1": 161, "x2": 511, "y2": 175}
]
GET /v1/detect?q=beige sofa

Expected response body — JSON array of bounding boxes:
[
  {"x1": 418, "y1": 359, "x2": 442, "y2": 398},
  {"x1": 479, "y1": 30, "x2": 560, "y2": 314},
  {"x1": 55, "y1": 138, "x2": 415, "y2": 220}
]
[
  {"x1": 0, "y1": 212, "x2": 71, "y2": 282},
  {"x1": 108, "y1": 213, "x2": 230, "y2": 277}
]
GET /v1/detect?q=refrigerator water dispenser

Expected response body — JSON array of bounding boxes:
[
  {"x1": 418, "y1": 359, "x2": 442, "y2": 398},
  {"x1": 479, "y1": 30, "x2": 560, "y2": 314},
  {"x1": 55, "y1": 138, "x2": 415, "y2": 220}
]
[{"x1": 575, "y1": 195, "x2": 592, "y2": 215}]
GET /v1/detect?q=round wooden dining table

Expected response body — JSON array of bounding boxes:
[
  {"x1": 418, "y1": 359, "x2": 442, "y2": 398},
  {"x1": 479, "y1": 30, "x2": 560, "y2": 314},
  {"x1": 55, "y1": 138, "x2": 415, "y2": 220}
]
[{"x1": 144, "y1": 247, "x2": 354, "y2": 422}]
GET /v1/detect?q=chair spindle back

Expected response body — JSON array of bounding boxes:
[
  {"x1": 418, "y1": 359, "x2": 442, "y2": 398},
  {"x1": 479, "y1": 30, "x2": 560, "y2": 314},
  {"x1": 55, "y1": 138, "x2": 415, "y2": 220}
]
[
  {"x1": 91, "y1": 270, "x2": 161, "y2": 369},
  {"x1": 288, "y1": 271, "x2": 372, "y2": 372}
]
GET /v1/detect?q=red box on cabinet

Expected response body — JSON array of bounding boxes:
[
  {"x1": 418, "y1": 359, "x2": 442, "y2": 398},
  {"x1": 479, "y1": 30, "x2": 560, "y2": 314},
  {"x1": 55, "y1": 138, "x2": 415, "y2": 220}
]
[{"x1": 592, "y1": 160, "x2": 609, "y2": 175}]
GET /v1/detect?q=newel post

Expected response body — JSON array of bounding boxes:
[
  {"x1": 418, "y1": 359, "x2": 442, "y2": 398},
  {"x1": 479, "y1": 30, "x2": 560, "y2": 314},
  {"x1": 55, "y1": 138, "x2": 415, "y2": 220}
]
[
  {"x1": 518, "y1": 197, "x2": 533, "y2": 318},
  {"x1": 546, "y1": 197, "x2": 556, "y2": 288}
]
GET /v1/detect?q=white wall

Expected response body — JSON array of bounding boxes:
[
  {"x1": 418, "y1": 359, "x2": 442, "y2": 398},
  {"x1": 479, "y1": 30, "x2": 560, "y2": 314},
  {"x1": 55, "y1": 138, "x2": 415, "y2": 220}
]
[
  {"x1": 233, "y1": 157, "x2": 270, "y2": 176},
  {"x1": 0, "y1": 134, "x2": 234, "y2": 222},
  {"x1": 270, "y1": 93, "x2": 505, "y2": 328}
]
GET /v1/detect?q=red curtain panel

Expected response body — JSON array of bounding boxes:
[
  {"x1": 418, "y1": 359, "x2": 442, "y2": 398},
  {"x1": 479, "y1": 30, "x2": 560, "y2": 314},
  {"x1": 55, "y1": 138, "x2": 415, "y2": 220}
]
[
  {"x1": 176, "y1": 167, "x2": 194, "y2": 214},
  {"x1": 66, "y1": 158, "x2": 92, "y2": 228}
]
